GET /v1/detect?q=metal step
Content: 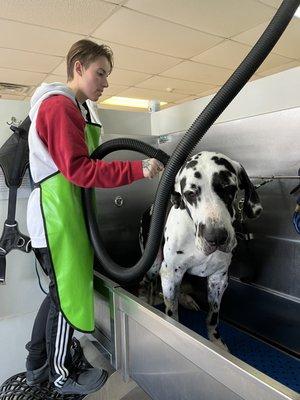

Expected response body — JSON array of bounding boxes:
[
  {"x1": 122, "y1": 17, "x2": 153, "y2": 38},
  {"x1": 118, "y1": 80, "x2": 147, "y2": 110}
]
[{"x1": 80, "y1": 336, "x2": 151, "y2": 400}]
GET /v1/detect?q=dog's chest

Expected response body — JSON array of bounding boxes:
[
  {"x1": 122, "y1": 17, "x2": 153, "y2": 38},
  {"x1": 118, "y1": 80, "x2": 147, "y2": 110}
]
[
  {"x1": 165, "y1": 240, "x2": 230, "y2": 277},
  {"x1": 187, "y1": 251, "x2": 231, "y2": 277},
  {"x1": 164, "y1": 208, "x2": 231, "y2": 276}
]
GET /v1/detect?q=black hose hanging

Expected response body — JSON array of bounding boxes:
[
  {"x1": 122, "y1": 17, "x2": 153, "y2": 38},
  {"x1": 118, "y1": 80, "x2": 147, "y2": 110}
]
[{"x1": 83, "y1": 0, "x2": 300, "y2": 284}]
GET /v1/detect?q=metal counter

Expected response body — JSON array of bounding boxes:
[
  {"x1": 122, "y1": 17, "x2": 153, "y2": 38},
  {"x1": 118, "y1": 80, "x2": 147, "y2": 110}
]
[{"x1": 93, "y1": 272, "x2": 299, "y2": 400}]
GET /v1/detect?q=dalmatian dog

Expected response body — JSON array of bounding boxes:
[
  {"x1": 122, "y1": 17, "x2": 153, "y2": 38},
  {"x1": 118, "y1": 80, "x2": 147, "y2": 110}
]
[{"x1": 140, "y1": 151, "x2": 262, "y2": 351}]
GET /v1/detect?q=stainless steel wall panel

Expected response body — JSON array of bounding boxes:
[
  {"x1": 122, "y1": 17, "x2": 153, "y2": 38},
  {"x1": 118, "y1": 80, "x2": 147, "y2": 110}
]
[
  {"x1": 94, "y1": 291, "x2": 111, "y2": 338},
  {"x1": 159, "y1": 108, "x2": 300, "y2": 177},
  {"x1": 128, "y1": 318, "x2": 241, "y2": 400},
  {"x1": 95, "y1": 134, "x2": 159, "y2": 267},
  {"x1": 230, "y1": 177, "x2": 300, "y2": 297},
  {"x1": 93, "y1": 272, "x2": 120, "y2": 365}
]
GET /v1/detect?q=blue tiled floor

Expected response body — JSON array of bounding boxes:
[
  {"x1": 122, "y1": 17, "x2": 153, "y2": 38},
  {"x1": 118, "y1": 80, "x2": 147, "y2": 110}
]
[{"x1": 156, "y1": 304, "x2": 300, "y2": 393}]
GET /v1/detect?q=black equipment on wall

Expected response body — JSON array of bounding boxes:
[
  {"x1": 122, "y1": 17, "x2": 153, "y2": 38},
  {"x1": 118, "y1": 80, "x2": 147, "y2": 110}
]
[{"x1": 0, "y1": 117, "x2": 32, "y2": 284}]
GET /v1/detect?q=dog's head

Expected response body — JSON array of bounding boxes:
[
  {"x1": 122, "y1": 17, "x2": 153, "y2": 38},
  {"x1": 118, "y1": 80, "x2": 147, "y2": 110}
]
[{"x1": 172, "y1": 151, "x2": 262, "y2": 255}]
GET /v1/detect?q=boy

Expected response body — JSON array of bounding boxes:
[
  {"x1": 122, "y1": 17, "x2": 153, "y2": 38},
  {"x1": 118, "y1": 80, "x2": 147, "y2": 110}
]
[{"x1": 25, "y1": 39, "x2": 163, "y2": 395}]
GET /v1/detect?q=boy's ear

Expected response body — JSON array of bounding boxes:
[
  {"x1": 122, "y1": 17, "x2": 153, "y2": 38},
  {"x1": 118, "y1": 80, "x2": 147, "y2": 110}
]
[{"x1": 74, "y1": 60, "x2": 83, "y2": 77}]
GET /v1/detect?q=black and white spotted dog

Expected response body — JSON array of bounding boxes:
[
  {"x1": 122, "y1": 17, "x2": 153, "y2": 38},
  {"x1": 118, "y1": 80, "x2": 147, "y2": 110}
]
[{"x1": 140, "y1": 151, "x2": 262, "y2": 350}]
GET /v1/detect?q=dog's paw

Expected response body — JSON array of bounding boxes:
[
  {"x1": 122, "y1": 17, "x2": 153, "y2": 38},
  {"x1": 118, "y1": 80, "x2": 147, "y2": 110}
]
[
  {"x1": 179, "y1": 293, "x2": 200, "y2": 311},
  {"x1": 211, "y1": 338, "x2": 229, "y2": 352}
]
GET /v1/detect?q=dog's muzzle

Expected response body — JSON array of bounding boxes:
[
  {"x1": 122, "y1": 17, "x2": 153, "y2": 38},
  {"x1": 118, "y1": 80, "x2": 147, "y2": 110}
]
[{"x1": 195, "y1": 223, "x2": 235, "y2": 255}]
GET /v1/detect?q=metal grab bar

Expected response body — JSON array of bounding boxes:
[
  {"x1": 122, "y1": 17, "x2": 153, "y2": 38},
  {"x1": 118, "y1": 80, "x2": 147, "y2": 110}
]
[{"x1": 251, "y1": 176, "x2": 300, "y2": 179}]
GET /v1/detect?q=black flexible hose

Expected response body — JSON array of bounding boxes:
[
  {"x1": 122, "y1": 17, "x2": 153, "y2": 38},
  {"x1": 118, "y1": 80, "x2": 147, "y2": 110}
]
[
  {"x1": 82, "y1": 139, "x2": 170, "y2": 283},
  {"x1": 83, "y1": 0, "x2": 300, "y2": 284}
]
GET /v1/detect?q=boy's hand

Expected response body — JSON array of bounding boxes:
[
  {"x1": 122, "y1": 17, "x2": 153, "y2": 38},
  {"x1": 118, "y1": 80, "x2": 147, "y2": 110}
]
[{"x1": 142, "y1": 158, "x2": 164, "y2": 179}]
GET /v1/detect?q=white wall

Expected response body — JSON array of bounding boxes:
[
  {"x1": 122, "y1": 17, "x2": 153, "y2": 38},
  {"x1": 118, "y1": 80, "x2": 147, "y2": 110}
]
[
  {"x1": 151, "y1": 66, "x2": 300, "y2": 135},
  {"x1": 0, "y1": 99, "x2": 48, "y2": 383},
  {"x1": 99, "y1": 108, "x2": 151, "y2": 136}
]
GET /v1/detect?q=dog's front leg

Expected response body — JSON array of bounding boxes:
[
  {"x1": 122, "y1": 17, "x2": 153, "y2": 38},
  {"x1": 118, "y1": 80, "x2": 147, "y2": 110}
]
[
  {"x1": 160, "y1": 261, "x2": 184, "y2": 321},
  {"x1": 206, "y1": 270, "x2": 229, "y2": 351}
]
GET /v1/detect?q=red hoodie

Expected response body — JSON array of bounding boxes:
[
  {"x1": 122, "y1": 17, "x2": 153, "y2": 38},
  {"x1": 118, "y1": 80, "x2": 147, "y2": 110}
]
[{"x1": 36, "y1": 95, "x2": 144, "y2": 188}]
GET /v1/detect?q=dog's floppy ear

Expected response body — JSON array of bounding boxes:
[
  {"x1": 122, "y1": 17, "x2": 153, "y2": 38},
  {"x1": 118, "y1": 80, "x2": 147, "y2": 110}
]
[
  {"x1": 237, "y1": 164, "x2": 262, "y2": 219},
  {"x1": 171, "y1": 191, "x2": 183, "y2": 209},
  {"x1": 171, "y1": 173, "x2": 185, "y2": 209}
]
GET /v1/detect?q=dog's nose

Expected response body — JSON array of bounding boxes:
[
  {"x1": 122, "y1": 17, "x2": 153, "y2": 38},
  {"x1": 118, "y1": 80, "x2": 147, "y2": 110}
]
[{"x1": 203, "y1": 226, "x2": 228, "y2": 246}]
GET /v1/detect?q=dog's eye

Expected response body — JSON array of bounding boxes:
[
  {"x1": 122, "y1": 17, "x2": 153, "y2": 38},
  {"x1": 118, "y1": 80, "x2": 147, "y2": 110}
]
[
  {"x1": 223, "y1": 184, "x2": 235, "y2": 190},
  {"x1": 222, "y1": 185, "x2": 237, "y2": 198}
]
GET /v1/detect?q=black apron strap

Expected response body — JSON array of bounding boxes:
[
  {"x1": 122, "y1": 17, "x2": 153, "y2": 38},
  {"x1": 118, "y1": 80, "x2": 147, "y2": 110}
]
[
  {"x1": 75, "y1": 99, "x2": 92, "y2": 124},
  {"x1": 82, "y1": 101, "x2": 92, "y2": 124}
]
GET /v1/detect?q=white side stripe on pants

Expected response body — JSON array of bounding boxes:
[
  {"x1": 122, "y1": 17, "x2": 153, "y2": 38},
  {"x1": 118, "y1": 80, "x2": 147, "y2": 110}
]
[{"x1": 54, "y1": 312, "x2": 70, "y2": 387}]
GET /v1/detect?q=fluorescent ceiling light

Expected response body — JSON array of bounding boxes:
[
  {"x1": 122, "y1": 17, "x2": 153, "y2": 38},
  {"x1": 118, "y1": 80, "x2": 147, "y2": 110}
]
[
  {"x1": 294, "y1": 6, "x2": 300, "y2": 18},
  {"x1": 101, "y1": 96, "x2": 167, "y2": 109}
]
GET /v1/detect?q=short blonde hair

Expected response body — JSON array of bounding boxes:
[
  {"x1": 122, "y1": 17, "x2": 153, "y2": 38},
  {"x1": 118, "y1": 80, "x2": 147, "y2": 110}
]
[{"x1": 66, "y1": 39, "x2": 113, "y2": 81}]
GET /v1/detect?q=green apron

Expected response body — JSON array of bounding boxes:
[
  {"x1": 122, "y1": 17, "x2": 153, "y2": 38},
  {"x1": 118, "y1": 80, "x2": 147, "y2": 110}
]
[{"x1": 40, "y1": 122, "x2": 101, "y2": 332}]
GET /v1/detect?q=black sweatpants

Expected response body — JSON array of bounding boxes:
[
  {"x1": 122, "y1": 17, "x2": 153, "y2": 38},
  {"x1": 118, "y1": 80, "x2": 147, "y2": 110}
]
[{"x1": 26, "y1": 248, "x2": 74, "y2": 388}]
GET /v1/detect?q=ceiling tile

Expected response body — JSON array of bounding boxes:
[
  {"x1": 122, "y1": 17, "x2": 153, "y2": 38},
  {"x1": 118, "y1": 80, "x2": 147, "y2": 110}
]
[
  {"x1": 0, "y1": 48, "x2": 62, "y2": 73},
  {"x1": 0, "y1": 93, "x2": 26, "y2": 100},
  {"x1": 233, "y1": 19, "x2": 300, "y2": 59},
  {"x1": 116, "y1": 87, "x2": 187, "y2": 102},
  {"x1": 256, "y1": 60, "x2": 300, "y2": 77},
  {"x1": 52, "y1": 61, "x2": 67, "y2": 76},
  {"x1": 102, "y1": 0, "x2": 126, "y2": 4},
  {"x1": 26, "y1": 86, "x2": 37, "y2": 97},
  {"x1": 233, "y1": 22, "x2": 268, "y2": 47},
  {"x1": 100, "y1": 84, "x2": 129, "y2": 97},
  {"x1": 136, "y1": 76, "x2": 215, "y2": 95},
  {"x1": 109, "y1": 68, "x2": 151, "y2": 85},
  {"x1": 43, "y1": 74, "x2": 67, "y2": 84},
  {"x1": 192, "y1": 39, "x2": 294, "y2": 73},
  {"x1": 92, "y1": 8, "x2": 222, "y2": 58},
  {"x1": 192, "y1": 40, "x2": 250, "y2": 69},
  {"x1": 257, "y1": 52, "x2": 294, "y2": 72},
  {"x1": 27, "y1": 81, "x2": 130, "y2": 101},
  {"x1": 174, "y1": 95, "x2": 198, "y2": 104},
  {"x1": 0, "y1": 0, "x2": 297, "y2": 111},
  {"x1": 0, "y1": 0, "x2": 117, "y2": 35},
  {"x1": 258, "y1": 0, "x2": 281, "y2": 7},
  {"x1": 270, "y1": 20, "x2": 300, "y2": 59},
  {"x1": 91, "y1": 39, "x2": 182, "y2": 74},
  {"x1": 126, "y1": 0, "x2": 275, "y2": 37},
  {"x1": 161, "y1": 61, "x2": 233, "y2": 86},
  {"x1": 198, "y1": 87, "x2": 220, "y2": 97},
  {"x1": 0, "y1": 19, "x2": 84, "y2": 56},
  {"x1": 0, "y1": 68, "x2": 46, "y2": 86}
]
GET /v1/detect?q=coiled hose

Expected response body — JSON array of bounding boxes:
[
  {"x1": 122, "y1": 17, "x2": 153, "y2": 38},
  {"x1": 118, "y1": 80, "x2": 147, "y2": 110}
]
[{"x1": 83, "y1": 0, "x2": 300, "y2": 284}]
